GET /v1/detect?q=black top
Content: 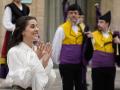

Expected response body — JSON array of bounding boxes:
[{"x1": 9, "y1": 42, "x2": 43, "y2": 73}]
[
  {"x1": 83, "y1": 25, "x2": 93, "y2": 61},
  {"x1": 78, "y1": 24, "x2": 93, "y2": 61},
  {"x1": 6, "y1": 3, "x2": 30, "y2": 24}
]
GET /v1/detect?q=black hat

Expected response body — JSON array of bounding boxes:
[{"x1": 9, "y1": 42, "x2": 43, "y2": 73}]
[
  {"x1": 67, "y1": 4, "x2": 82, "y2": 14},
  {"x1": 79, "y1": 10, "x2": 84, "y2": 15},
  {"x1": 99, "y1": 11, "x2": 111, "y2": 24}
]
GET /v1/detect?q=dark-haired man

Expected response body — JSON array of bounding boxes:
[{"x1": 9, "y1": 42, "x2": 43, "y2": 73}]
[
  {"x1": 52, "y1": 4, "x2": 85, "y2": 90},
  {"x1": 86, "y1": 11, "x2": 116, "y2": 90}
]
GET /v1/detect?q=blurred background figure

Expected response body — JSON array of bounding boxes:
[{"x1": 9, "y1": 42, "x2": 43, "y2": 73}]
[
  {"x1": 94, "y1": 3, "x2": 101, "y2": 29},
  {"x1": 0, "y1": 0, "x2": 30, "y2": 79},
  {"x1": 62, "y1": 0, "x2": 69, "y2": 22}
]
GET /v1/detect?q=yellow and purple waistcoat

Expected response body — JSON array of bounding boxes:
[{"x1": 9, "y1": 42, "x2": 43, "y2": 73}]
[
  {"x1": 60, "y1": 20, "x2": 84, "y2": 64},
  {"x1": 91, "y1": 30, "x2": 115, "y2": 68}
]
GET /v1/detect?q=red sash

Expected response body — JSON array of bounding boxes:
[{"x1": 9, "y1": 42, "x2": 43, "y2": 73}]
[
  {"x1": 0, "y1": 31, "x2": 10, "y2": 78},
  {"x1": 1, "y1": 31, "x2": 10, "y2": 58}
]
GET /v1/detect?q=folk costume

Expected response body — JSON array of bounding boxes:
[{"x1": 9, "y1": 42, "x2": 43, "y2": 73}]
[
  {"x1": 52, "y1": 17, "x2": 86, "y2": 90},
  {"x1": 0, "y1": 2, "x2": 29, "y2": 78},
  {"x1": 91, "y1": 11, "x2": 116, "y2": 90}
]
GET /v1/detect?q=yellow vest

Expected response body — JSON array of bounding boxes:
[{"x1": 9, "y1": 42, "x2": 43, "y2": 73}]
[
  {"x1": 92, "y1": 30, "x2": 114, "y2": 53},
  {"x1": 79, "y1": 22, "x2": 85, "y2": 32},
  {"x1": 61, "y1": 20, "x2": 84, "y2": 45}
]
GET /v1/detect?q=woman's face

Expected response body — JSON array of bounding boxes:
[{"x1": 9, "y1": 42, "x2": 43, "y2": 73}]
[{"x1": 22, "y1": 19, "x2": 39, "y2": 43}]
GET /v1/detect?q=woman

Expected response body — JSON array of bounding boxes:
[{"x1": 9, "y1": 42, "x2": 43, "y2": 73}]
[
  {"x1": 0, "y1": 16, "x2": 56, "y2": 90},
  {"x1": 0, "y1": 0, "x2": 30, "y2": 78}
]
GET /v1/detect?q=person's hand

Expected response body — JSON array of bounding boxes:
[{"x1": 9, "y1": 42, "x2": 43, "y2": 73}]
[
  {"x1": 41, "y1": 43, "x2": 52, "y2": 68},
  {"x1": 84, "y1": 31, "x2": 93, "y2": 38},
  {"x1": 36, "y1": 42, "x2": 52, "y2": 68},
  {"x1": 94, "y1": 3, "x2": 99, "y2": 8},
  {"x1": 36, "y1": 41, "x2": 46, "y2": 59},
  {"x1": 114, "y1": 36, "x2": 120, "y2": 44}
]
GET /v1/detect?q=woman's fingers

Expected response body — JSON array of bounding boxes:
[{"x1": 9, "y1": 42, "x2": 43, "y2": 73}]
[
  {"x1": 39, "y1": 41, "x2": 45, "y2": 51},
  {"x1": 36, "y1": 42, "x2": 52, "y2": 61},
  {"x1": 46, "y1": 42, "x2": 52, "y2": 53}
]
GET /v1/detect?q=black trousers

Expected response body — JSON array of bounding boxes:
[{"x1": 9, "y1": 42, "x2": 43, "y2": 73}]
[
  {"x1": 92, "y1": 67, "x2": 116, "y2": 90},
  {"x1": 81, "y1": 65, "x2": 88, "y2": 90},
  {"x1": 59, "y1": 64, "x2": 83, "y2": 90}
]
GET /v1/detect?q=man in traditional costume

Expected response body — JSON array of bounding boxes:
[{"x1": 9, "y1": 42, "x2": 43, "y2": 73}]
[
  {"x1": 86, "y1": 11, "x2": 116, "y2": 90},
  {"x1": 52, "y1": 4, "x2": 87, "y2": 90}
]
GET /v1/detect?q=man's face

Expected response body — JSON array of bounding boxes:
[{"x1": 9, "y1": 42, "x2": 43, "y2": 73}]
[
  {"x1": 97, "y1": 20, "x2": 109, "y2": 31},
  {"x1": 67, "y1": 10, "x2": 79, "y2": 24}
]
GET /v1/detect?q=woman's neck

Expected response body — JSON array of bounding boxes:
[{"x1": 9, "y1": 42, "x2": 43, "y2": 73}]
[{"x1": 23, "y1": 39, "x2": 33, "y2": 48}]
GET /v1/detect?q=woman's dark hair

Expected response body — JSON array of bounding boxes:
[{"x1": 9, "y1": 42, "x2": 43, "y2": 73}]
[{"x1": 9, "y1": 16, "x2": 37, "y2": 48}]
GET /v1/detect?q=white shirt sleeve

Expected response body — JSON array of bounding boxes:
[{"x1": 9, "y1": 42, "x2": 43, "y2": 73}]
[
  {"x1": 5, "y1": 49, "x2": 31, "y2": 88},
  {"x1": 44, "y1": 58, "x2": 56, "y2": 88},
  {"x1": 44, "y1": 58, "x2": 53, "y2": 75},
  {"x1": 2, "y1": 6, "x2": 15, "y2": 32},
  {"x1": 52, "y1": 27, "x2": 65, "y2": 64}
]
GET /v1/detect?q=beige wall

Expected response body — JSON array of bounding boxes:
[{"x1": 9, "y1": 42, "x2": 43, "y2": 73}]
[
  {"x1": 112, "y1": 0, "x2": 120, "y2": 30},
  {"x1": 0, "y1": 0, "x2": 45, "y2": 52},
  {"x1": 101, "y1": 0, "x2": 120, "y2": 31},
  {"x1": 101, "y1": 0, "x2": 113, "y2": 14},
  {"x1": 86, "y1": 0, "x2": 96, "y2": 30}
]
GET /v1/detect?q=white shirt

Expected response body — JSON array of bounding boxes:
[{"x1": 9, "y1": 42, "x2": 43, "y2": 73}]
[
  {"x1": 3, "y1": 7, "x2": 15, "y2": 31},
  {"x1": 52, "y1": 25, "x2": 79, "y2": 64},
  {"x1": 2, "y1": 5, "x2": 23, "y2": 32},
  {"x1": 0, "y1": 42, "x2": 56, "y2": 90},
  {"x1": 102, "y1": 31, "x2": 110, "y2": 38}
]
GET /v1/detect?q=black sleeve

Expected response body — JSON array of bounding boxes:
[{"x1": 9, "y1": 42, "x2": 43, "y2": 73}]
[
  {"x1": 84, "y1": 38, "x2": 93, "y2": 61},
  {"x1": 83, "y1": 25, "x2": 93, "y2": 61},
  {"x1": 26, "y1": 6, "x2": 30, "y2": 15},
  {"x1": 22, "y1": 4, "x2": 30, "y2": 15}
]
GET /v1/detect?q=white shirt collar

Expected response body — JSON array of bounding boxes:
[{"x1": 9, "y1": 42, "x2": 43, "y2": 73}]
[
  {"x1": 19, "y1": 42, "x2": 33, "y2": 52},
  {"x1": 102, "y1": 30, "x2": 110, "y2": 38}
]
